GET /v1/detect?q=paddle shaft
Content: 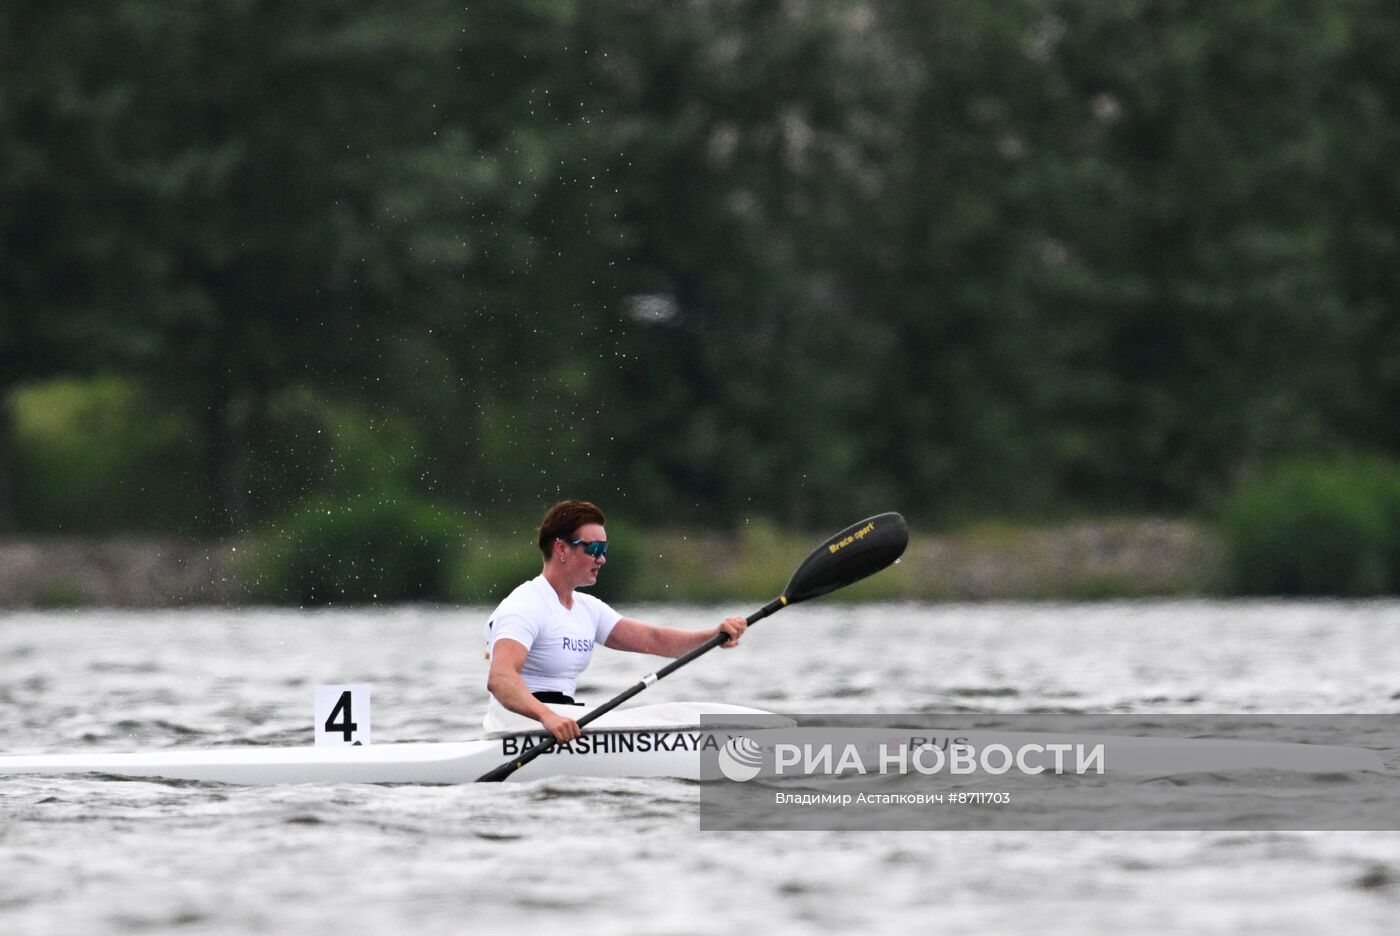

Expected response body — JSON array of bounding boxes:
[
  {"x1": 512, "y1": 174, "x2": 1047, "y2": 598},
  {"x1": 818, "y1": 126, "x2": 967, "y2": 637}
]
[{"x1": 475, "y1": 596, "x2": 785, "y2": 782}]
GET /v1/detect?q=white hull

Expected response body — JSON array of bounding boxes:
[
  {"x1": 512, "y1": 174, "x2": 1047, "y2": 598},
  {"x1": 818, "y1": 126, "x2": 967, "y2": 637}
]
[
  {"x1": 0, "y1": 703, "x2": 1384, "y2": 785},
  {"x1": 0, "y1": 734, "x2": 724, "y2": 785},
  {"x1": 0, "y1": 703, "x2": 776, "y2": 785}
]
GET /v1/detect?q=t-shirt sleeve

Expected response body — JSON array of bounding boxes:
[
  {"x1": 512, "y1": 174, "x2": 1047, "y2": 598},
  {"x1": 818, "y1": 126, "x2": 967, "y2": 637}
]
[
  {"x1": 488, "y1": 612, "x2": 539, "y2": 655},
  {"x1": 589, "y1": 598, "x2": 623, "y2": 645}
]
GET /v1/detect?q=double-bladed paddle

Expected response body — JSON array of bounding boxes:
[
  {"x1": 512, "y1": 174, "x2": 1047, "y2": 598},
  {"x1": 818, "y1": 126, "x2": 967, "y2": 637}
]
[{"x1": 476, "y1": 511, "x2": 909, "y2": 782}]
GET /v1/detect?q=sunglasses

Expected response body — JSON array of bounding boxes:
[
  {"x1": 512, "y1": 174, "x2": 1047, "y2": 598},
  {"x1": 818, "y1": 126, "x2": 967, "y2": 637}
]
[{"x1": 561, "y1": 538, "x2": 608, "y2": 558}]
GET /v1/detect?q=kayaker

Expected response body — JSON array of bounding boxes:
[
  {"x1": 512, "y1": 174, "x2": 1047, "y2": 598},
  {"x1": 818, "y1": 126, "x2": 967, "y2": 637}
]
[{"x1": 484, "y1": 499, "x2": 747, "y2": 742}]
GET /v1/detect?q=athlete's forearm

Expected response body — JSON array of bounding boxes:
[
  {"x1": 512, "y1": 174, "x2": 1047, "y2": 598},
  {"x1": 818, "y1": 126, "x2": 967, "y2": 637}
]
[
  {"x1": 487, "y1": 667, "x2": 555, "y2": 721},
  {"x1": 607, "y1": 617, "x2": 740, "y2": 657},
  {"x1": 643, "y1": 626, "x2": 723, "y2": 658}
]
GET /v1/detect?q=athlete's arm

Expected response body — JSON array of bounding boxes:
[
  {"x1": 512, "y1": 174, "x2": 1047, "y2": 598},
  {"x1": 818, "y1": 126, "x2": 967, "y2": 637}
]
[
  {"x1": 605, "y1": 617, "x2": 747, "y2": 656},
  {"x1": 486, "y1": 638, "x2": 580, "y2": 743}
]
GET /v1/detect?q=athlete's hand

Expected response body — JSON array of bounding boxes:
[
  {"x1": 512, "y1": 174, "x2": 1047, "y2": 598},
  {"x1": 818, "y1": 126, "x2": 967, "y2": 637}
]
[
  {"x1": 539, "y1": 709, "x2": 581, "y2": 744},
  {"x1": 717, "y1": 616, "x2": 747, "y2": 648}
]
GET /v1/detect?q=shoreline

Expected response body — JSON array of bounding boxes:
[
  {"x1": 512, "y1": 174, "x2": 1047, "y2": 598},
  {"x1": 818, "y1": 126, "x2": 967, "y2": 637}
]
[{"x1": 0, "y1": 518, "x2": 1225, "y2": 608}]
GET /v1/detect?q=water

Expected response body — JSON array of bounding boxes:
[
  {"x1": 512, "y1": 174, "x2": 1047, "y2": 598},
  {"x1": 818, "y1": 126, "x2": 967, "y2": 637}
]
[{"x1": 2, "y1": 601, "x2": 1399, "y2": 934}]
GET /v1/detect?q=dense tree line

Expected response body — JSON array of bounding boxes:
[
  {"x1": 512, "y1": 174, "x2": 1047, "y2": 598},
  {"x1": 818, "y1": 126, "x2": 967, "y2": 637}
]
[{"x1": 1, "y1": 0, "x2": 1396, "y2": 534}]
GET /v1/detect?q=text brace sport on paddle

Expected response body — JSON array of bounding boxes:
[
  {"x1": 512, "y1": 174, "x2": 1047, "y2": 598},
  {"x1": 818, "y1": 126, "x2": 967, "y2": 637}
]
[{"x1": 476, "y1": 511, "x2": 910, "y2": 782}]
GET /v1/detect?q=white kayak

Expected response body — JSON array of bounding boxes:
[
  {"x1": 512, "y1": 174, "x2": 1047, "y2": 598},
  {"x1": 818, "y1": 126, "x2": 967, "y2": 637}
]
[
  {"x1": 0, "y1": 703, "x2": 784, "y2": 785},
  {"x1": 0, "y1": 703, "x2": 1384, "y2": 785}
]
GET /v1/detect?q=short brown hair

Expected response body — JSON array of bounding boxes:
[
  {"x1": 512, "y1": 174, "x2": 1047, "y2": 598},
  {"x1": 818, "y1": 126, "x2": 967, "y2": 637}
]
[{"x1": 537, "y1": 500, "x2": 606, "y2": 560}]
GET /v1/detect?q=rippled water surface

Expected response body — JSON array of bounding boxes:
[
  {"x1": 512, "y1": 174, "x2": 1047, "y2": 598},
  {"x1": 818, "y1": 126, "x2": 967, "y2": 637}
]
[{"x1": 3, "y1": 602, "x2": 1400, "y2": 934}]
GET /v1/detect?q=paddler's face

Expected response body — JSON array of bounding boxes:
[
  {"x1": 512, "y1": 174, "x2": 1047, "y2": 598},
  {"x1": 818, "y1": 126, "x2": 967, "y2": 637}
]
[{"x1": 565, "y1": 522, "x2": 607, "y2": 587}]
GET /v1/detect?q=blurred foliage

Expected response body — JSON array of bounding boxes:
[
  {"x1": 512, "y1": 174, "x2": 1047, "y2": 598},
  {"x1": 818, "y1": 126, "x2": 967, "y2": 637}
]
[
  {"x1": 11, "y1": 377, "x2": 203, "y2": 533},
  {"x1": 248, "y1": 495, "x2": 462, "y2": 605},
  {"x1": 1221, "y1": 458, "x2": 1400, "y2": 596},
  {"x1": 445, "y1": 528, "x2": 543, "y2": 605},
  {"x1": 2, "y1": 0, "x2": 1398, "y2": 598}
]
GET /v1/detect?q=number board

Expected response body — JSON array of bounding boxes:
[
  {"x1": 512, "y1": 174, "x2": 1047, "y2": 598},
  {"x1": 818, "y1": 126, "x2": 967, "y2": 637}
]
[{"x1": 314, "y1": 684, "x2": 372, "y2": 746}]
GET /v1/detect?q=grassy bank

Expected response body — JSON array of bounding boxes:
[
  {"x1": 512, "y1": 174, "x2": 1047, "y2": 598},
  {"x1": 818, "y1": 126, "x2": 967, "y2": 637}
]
[
  {"x1": 616, "y1": 518, "x2": 1224, "y2": 604},
  {"x1": 1, "y1": 518, "x2": 1225, "y2": 608}
]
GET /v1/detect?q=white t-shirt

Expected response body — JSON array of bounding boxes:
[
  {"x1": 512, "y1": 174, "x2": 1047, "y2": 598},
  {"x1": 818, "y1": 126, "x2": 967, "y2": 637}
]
[{"x1": 484, "y1": 575, "x2": 622, "y2": 697}]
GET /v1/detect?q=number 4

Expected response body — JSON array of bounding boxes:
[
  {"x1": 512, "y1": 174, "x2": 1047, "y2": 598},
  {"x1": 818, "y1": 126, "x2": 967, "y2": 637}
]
[
  {"x1": 324, "y1": 690, "x2": 358, "y2": 742},
  {"x1": 315, "y1": 684, "x2": 371, "y2": 746}
]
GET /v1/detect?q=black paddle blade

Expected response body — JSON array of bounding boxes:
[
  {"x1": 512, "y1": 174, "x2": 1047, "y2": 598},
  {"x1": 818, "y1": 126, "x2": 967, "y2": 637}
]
[{"x1": 782, "y1": 512, "x2": 908, "y2": 604}]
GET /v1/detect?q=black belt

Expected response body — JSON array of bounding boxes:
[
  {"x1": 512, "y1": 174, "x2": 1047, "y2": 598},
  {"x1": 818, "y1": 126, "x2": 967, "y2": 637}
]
[{"x1": 531, "y1": 691, "x2": 578, "y2": 705}]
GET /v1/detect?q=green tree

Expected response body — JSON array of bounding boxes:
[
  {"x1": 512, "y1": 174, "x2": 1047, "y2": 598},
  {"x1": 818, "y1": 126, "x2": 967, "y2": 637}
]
[
  {"x1": 561, "y1": 1, "x2": 903, "y2": 525},
  {"x1": 4, "y1": 1, "x2": 474, "y2": 531},
  {"x1": 0, "y1": 1, "x2": 176, "y2": 530},
  {"x1": 1030, "y1": 0, "x2": 1360, "y2": 505},
  {"x1": 1321, "y1": 0, "x2": 1400, "y2": 451}
]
